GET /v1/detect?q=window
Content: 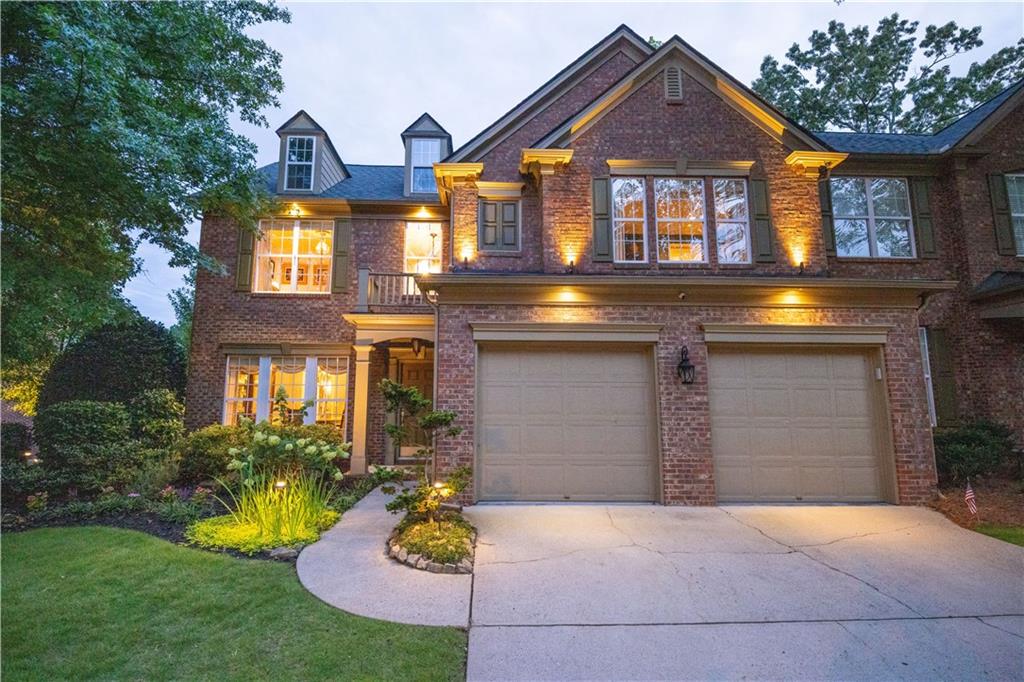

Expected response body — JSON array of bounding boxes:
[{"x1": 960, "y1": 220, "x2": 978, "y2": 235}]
[
  {"x1": 411, "y1": 138, "x2": 441, "y2": 193},
  {"x1": 1006, "y1": 174, "x2": 1024, "y2": 256},
  {"x1": 224, "y1": 356, "x2": 259, "y2": 425},
  {"x1": 713, "y1": 178, "x2": 751, "y2": 264},
  {"x1": 285, "y1": 136, "x2": 315, "y2": 191},
  {"x1": 479, "y1": 200, "x2": 519, "y2": 251},
  {"x1": 253, "y1": 219, "x2": 333, "y2": 293},
  {"x1": 222, "y1": 355, "x2": 349, "y2": 429},
  {"x1": 404, "y1": 222, "x2": 442, "y2": 294},
  {"x1": 830, "y1": 177, "x2": 915, "y2": 258},
  {"x1": 611, "y1": 177, "x2": 648, "y2": 262},
  {"x1": 655, "y1": 178, "x2": 706, "y2": 263}
]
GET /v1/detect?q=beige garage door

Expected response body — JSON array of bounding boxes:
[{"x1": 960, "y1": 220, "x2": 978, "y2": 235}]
[
  {"x1": 709, "y1": 347, "x2": 886, "y2": 502},
  {"x1": 477, "y1": 344, "x2": 658, "y2": 501}
]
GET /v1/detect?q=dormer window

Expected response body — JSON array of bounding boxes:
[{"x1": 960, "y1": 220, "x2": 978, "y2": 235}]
[
  {"x1": 411, "y1": 138, "x2": 441, "y2": 193},
  {"x1": 285, "y1": 135, "x2": 316, "y2": 191}
]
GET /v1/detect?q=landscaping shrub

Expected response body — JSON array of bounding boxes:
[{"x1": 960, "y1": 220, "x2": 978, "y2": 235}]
[
  {"x1": 34, "y1": 401, "x2": 142, "y2": 492},
  {"x1": 129, "y1": 389, "x2": 185, "y2": 449},
  {"x1": 37, "y1": 318, "x2": 186, "y2": 411},
  {"x1": 187, "y1": 471, "x2": 338, "y2": 554},
  {"x1": 177, "y1": 425, "x2": 249, "y2": 483},
  {"x1": 394, "y1": 512, "x2": 474, "y2": 564},
  {"x1": 1, "y1": 423, "x2": 33, "y2": 463},
  {"x1": 226, "y1": 424, "x2": 350, "y2": 481},
  {"x1": 1, "y1": 460, "x2": 60, "y2": 504},
  {"x1": 129, "y1": 451, "x2": 182, "y2": 498},
  {"x1": 934, "y1": 421, "x2": 1015, "y2": 485}
]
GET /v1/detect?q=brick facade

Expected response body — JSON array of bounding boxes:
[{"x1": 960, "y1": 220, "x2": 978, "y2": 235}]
[{"x1": 186, "y1": 31, "x2": 1021, "y2": 503}]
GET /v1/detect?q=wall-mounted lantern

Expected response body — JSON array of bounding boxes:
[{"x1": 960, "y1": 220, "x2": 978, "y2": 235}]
[{"x1": 676, "y1": 346, "x2": 696, "y2": 384}]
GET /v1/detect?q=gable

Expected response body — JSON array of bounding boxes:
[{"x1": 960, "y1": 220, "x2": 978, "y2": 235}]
[
  {"x1": 276, "y1": 110, "x2": 324, "y2": 134},
  {"x1": 535, "y1": 37, "x2": 828, "y2": 153},
  {"x1": 403, "y1": 112, "x2": 449, "y2": 137}
]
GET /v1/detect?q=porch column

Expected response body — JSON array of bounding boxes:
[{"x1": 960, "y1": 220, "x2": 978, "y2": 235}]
[{"x1": 349, "y1": 343, "x2": 373, "y2": 475}]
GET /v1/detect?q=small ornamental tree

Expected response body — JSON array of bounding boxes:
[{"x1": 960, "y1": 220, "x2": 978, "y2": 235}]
[{"x1": 379, "y1": 379, "x2": 470, "y2": 525}]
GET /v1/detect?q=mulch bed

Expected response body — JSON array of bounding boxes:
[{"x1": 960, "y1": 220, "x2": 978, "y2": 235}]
[{"x1": 929, "y1": 476, "x2": 1024, "y2": 529}]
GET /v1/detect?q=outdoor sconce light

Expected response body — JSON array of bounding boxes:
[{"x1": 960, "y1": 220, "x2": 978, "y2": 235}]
[
  {"x1": 565, "y1": 259, "x2": 576, "y2": 274},
  {"x1": 677, "y1": 346, "x2": 696, "y2": 384},
  {"x1": 411, "y1": 338, "x2": 424, "y2": 356}
]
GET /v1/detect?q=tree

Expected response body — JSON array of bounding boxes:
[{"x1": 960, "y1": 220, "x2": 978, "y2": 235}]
[
  {"x1": 1, "y1": 1, "x2": 286, "y2": 374},
  {"x1": 37, "y1": 318, "x2": 187, "y2": 411},
  {"x1": 168, "y1": 266, "x2": 197, "y2": 353},
  {"x1": 752, "y1": 14, "x2": 1024, "y2": 133}
]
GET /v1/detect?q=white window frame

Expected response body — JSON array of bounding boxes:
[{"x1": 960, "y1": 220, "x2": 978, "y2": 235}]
[
  {"x1": 832, "y1": 177, "x2": 916, "y2": 259},
  {"x1": 1006, "y1": 173, "x2": 1024, "y2": 256},
  {"x1": 611, "y1": 176, "x2": 649, "y2": 264},
  {"x1": 410, "y1": 138, "x2": 441, "y2": 193},
  {"x1": 222, "y1": 355, "x2": 349, "y2": 428},
  {"x1": 285, "y1": 135, "x2": 316, "y2": 191},
  {"x1": 712, "y1": 177, "x2": 752, "y2": 265},
  {"x1": 654, "y1": 177, "x2": 708, "y2": 264},
  {"x1": 918, "y1": 328, "x2": 937, "y2": 428},
  {"x1": 403, "y1": 221, "x2": 443, "y2": 294},
  {"x1": 252, "y1": 218, "x2": 333, "y2": 294},
  {"x1": 222, "y1": 356, "x2": 260, "y2": 426}
]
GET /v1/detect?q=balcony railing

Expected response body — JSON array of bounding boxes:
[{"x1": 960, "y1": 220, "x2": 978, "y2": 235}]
[{"x1": 355, "y1": 269, "x2": 430, "y2": 312}]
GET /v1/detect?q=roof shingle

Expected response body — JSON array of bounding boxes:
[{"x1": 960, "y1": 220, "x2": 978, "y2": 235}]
[{"x1": 260, "y1": 163, "x2": 438, "y2": 202}]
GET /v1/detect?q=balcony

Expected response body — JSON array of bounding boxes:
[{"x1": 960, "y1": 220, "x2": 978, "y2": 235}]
[{"x1": 355, "y1": 269, "x2": 431, "y2": 312}]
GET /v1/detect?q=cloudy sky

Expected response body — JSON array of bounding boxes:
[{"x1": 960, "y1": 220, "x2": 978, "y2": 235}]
[{"x1": 125, "y1": 0, "x2": 1024, "y2": 325}]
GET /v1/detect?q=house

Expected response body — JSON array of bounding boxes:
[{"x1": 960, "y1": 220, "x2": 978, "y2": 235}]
[{"x1": 186, "y1": 25, "x2": 1023, "y2": 505}]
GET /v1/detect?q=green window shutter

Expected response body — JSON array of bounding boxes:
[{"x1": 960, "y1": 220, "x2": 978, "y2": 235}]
[
  {"x1": 331, "y1": 217, "x2": 352, "y2": 293},
  {"x1": 592, "y1": 177, "x2": 612, "y2": 262},
  {"x1": 988, "y1": 174, "x2": 1016, "y2": 256},
  {"x1": 479, "y1": 201, "x2": 498, "y2": 248},
  {"x1": 926, "y1": 328, "x2": 958, "y2": 426},
  {"x1": 909, "y1": 177, "x2": 938, "y2": 259},
  {"x1": 235, "y1": 228, "x2": 255, "y2": 292},
  {"x1": 500, "y1": 202, "x2": 518, "y2": 248},
  {"x1": 749, "y1": 178, "x2": 775, "y2": 263},
  {"x1": 819, "y1": 179, "x2": 837, "y2": 257}
]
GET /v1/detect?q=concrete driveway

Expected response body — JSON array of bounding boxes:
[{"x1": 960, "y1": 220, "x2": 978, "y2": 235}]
[{"x1": 462, "y1": 504, "x2": 1024, "y2": 681}]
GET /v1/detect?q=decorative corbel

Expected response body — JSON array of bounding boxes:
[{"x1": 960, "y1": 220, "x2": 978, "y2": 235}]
[
  {"x1": 433, "y1": 162, "x2": 484, "y2": 205},
  {"x1": 519, "y1": 149, "x2": 574, "y2": 183},
  {"x1": 784, "y1": 151, "x2": 848, "y2": 179}
]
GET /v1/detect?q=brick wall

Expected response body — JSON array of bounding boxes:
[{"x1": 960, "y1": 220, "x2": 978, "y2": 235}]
[{"x1": 434, "y1": 303, "x2": 937, "y2": 505}]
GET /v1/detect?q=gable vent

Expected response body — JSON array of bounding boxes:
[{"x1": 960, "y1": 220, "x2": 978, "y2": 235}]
[{"x1": 665, "y1": 66, "x2": 683, "y2": 103}]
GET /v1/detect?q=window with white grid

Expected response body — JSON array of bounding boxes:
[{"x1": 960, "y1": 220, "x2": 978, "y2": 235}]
[
  {"x1": 612, "y1": 177, "x2": 648, "y2": 263},
  {"x1": 253, "y1": 219, "x2": 333, "y2": 293},
  {"x1": 655, "y1": 178, "x2": 707, "y2": 263},
  {"x1": 713, "y1": 178, "x2": 751, "y2": 264},
  {"x1": 223, "y1": 356, "x2": 259, "y2": 425}
]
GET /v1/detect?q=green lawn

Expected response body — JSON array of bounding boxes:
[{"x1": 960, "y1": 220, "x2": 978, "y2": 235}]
[
  {"x1": 2, "y1": 527, "x2": 466, "y2": 681},
  {"x1": 976, "y1": 523, "x2": 1024, "y2": 547}
]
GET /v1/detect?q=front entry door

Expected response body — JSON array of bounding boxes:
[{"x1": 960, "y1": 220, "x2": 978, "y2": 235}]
[{"x1": 399, "y1": 361, "x2": 434, "y2": 458}]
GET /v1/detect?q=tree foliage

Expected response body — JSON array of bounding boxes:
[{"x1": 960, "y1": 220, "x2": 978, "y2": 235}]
[
  {"x1": 37, "y1": 318, "x2": 187, "y2": 411},
  {"x1": 1, "y1": 1, "x2": 287, "y2": 371},
  {"x1": 752, "y1": 14, "x2": 1024, "y2": 133},
  {"x1": 168, "y1": 266, "x2": 197, "y2": 353}
]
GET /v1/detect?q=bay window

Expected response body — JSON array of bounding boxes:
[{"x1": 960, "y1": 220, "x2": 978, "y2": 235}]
[
  {"x1": 253, "y1": 219, "x2": 333, "y2": 293},
  {"x1": 655, "y1": 178, "x2": 707, "y2": 263},
  {"x1": 713, "y1": 178, "x2": 751, "y2": 264},
  {"x1": 285, "y1": 135, "x2": 315, "y2": 191},
  {"x1": 222, "y1": 355, "x2": 349, "y2": 429},
  {"x1": 612, "y1": 177, "x2": 648, "y2": 262},
  {"x1": 830, "y1": 177, "x2": 915, "y2": 258}
]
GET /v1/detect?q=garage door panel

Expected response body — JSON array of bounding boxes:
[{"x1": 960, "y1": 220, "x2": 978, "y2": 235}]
[
  {"x1": 478, "y1": 346, "x2": 657, "y2": 502},
  {"x1": 710, "y1": 348, "x2": 884, "y2": 502}
]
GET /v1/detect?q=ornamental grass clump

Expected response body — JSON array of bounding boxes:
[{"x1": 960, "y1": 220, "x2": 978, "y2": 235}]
[{"x1": 187, "y1": 471, "x2": 338, "y2": 554}]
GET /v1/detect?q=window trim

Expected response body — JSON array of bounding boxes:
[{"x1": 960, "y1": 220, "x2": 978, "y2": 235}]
[
  {"x1": 478, "y1": 199, "x2": 522, "y2": 253},
  {"x1": 712, "y1": 177, "x2": 753, "y2": 265},
  {"x1": 284, "y1": 135, "x2": 316, "y2": 192},
  {"x1": 252, "y1": 218, "x2": 334, "y2": 294},
  {"x1": 611, "y1": 176, "x2": 649, "y2": 264},
  {"x1": 1006, "y1": 173, "x2": 1024, "y2": 256},
  {"x1": 222, "y1": 354, "x2": 349, "y2": 428},
  {"x1": 654, "y1": 177, "x2": 708, "y2": 264},
  {"x1": 410, "y1": 138, "x2": 441, "y2": 194},
  {"x1": 832, "y1": 176, "x2": 917, "y2": 260}
]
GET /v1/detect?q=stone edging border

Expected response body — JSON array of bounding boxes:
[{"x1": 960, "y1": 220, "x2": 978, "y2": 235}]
[{"x1": 385, "y1": 527, "x2": 476, "y2": 574}]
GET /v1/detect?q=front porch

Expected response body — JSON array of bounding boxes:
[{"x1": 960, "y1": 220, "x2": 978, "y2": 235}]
[{"x1": 345, "y1": 269, "x2": 436, "y2": 474}]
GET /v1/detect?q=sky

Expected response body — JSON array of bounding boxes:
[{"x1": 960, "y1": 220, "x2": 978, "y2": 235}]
[{"x1": 124, "y1": 0, "x2": 1024, "y2": 325}]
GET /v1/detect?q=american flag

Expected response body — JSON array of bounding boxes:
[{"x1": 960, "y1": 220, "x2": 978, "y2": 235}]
[{"x1": 965, "y1": 481, "x2": 978, "y2": 516}]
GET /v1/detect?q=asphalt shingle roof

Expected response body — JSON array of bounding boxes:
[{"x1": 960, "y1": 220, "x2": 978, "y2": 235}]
[
  {"x1": 259, "y1": 163, "x2": 438, "y2": 201},
  {"x1": 816, "y1": 80, "x2": 1023, "y2": 155}
]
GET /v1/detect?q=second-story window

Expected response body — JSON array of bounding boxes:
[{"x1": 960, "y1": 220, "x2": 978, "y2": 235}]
[
  {"x1": 714, "y1": 179, "x2": 751, "y2": 264},
  {"x1": 404, "y1": 222, "x2": 442, "y2": 294},
  {"x1": 830, "y1": 177, "x2": 915, "y2": 258},
  {"x1": 1007, "y1": 174, "x2": 1024, "y2": 256},
  {"x1": 285, "y1": 136, "x2": 315, "y2": 191},
  {"x1": 612, "y1": 177, "x2": 648, "y2": 263},
  {"x1": 411, "y1": 139, "x2": 441, "y2": 193},
  {"x1": 655, "y1": 178, "x2": 706, "y2": 263},
  {"x1": 253, "y1": 218, "x2": 333, "y2": 293}
]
